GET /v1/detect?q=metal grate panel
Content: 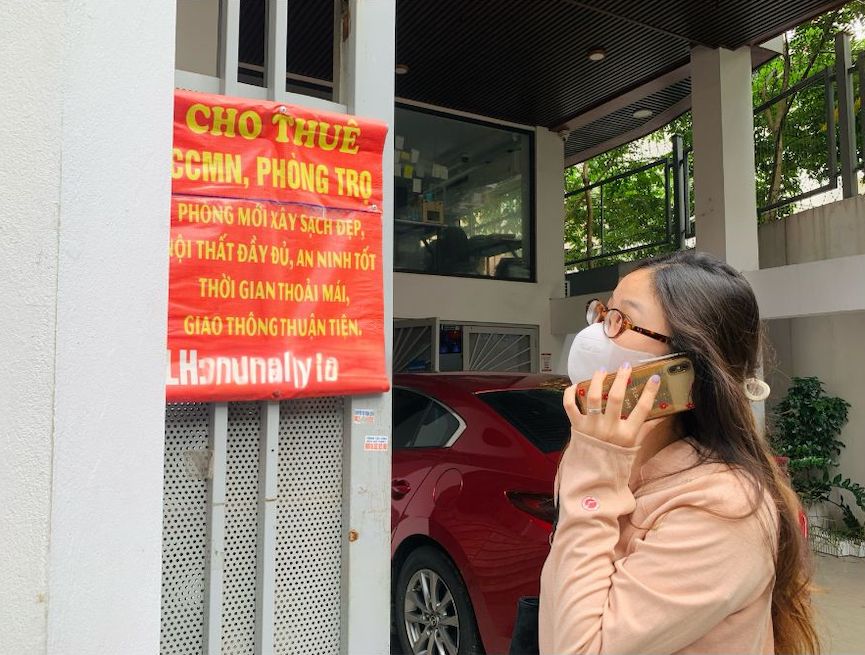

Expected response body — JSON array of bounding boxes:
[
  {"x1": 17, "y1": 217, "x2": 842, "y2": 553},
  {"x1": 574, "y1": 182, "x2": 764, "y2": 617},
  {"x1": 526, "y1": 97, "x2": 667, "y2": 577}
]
[
  {"x1": 467, "y1": 330, "x2": 535, "y2": 372},
  {"x1": 274, "y1": 397, "x2": 344, "y2": 655},
  {"x1": 161, "y1": 403, "x2": 211, "y2": 655},
  {"x1": 394, "y1": 324, "x2": 434, "y2": 372},
  {"x1": 222, "y1": 403, "x2": 262, "y2": 654}
]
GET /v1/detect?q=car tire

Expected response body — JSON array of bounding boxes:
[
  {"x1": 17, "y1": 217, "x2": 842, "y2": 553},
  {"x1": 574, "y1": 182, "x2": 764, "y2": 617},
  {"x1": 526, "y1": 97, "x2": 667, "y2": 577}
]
[{"x1": 394, "y1": 546, "x2": 485, "y2": 655}]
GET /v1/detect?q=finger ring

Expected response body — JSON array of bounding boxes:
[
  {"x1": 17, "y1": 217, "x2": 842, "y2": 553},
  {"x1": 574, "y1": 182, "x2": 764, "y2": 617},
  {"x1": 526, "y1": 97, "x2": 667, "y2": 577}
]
[{"x1": 587, "y1": 407, "x2": 603, "y2": 415}]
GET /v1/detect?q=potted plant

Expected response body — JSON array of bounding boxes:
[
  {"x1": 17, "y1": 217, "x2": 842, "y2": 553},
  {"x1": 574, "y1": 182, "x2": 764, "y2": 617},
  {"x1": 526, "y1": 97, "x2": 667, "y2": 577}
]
[{"x1": 771, "y1": 377, "x2": 865, "y2": 556}]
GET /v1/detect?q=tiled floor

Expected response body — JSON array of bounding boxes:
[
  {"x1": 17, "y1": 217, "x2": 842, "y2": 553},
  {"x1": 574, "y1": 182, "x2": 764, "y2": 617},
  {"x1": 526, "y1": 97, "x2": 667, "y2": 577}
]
[{"x1": 814, "y1": 553, "x2": 865, "y2": 654}]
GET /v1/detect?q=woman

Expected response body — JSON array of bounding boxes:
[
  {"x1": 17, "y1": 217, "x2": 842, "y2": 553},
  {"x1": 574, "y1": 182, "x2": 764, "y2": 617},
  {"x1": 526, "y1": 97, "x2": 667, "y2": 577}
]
[{"x1": 539, "y1": 250, "x2": 818, "y2": 654}]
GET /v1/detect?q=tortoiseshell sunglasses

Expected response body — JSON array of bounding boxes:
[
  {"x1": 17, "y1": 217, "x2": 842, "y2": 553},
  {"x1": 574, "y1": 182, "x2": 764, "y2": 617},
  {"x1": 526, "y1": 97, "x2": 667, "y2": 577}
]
[{"x1": 586, "y1": 298, "x2": 672, "y2": 344}]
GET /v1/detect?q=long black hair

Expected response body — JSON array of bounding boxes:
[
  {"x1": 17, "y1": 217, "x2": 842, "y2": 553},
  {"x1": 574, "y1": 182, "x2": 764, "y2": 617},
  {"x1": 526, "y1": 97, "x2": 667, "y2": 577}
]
[{"x1": 637, "y1": 250, "x2": 818, "y2": 654}]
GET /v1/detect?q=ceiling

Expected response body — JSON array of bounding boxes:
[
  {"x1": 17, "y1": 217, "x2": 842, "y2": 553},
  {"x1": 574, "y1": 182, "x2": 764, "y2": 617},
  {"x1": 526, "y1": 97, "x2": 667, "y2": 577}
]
[{"x1": 238, "y1": 0, "x2": 845, "y2": 164}]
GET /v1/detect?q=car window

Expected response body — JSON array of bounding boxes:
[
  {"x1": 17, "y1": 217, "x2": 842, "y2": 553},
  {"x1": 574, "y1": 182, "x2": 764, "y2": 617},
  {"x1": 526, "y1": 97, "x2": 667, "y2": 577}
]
[
  {"x1": 393, "y1": 388, "x2": 431, "y2": 449},
  {"x1": 393, "y1": 388, "x2": 462, "y2": 449},
  {"x1": 413, "y1": 402, "x2": 460, "y2": 448},
  {"x1": 476, "y1": 388, "x2": 569, "y2": 453}
]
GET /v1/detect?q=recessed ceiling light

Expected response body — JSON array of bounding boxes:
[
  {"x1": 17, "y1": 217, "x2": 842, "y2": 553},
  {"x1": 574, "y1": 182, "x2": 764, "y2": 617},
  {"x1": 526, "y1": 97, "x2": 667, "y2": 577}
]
[
  {"x1": 587, "y1": 48, "x2": 606, "y2": 62},
  {"x1": 632, "y1": 108, "x2": 654, "y2": 119},
  {"x1": 395, "y1": 64, "x2": 410, "y2": 75}
]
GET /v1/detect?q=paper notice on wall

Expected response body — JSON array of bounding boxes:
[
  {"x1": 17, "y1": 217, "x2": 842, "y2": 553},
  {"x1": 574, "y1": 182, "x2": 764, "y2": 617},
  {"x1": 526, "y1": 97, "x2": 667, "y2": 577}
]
[
  {"x1": 395, "y1": 135, "x2": 405, "y2": 150},
  {"x1": 364, "y1": 435, "x2": 388, "y2": 452},
  {"x1": 410, "y1": 148, "x2": 420, "y2": 163},
  {"x1": 541, "y1": 353, "x2": 552, "y2": 372},
  {"x1": 432, "y1": 164, "x2": 448, "y2": 179},
  {"x1": 403, "y1": 164, "x2": 414, "y2": 178},
  {"x1": 412, "y1": 178, "x2": 423, "y2": 193},
  {"x1": 353, "y1": 408, "x2": 376, "y2": 424}
]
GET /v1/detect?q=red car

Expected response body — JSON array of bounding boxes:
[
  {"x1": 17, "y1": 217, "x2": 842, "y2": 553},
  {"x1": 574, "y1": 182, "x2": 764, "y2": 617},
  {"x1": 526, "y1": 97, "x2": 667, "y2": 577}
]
[{"x1": 390, "y1": 372, "x2": 570, "y2": 655}]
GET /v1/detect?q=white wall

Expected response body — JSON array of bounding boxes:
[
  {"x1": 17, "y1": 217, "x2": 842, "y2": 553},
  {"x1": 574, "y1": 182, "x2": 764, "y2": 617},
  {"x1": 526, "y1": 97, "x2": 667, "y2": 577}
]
[
  {"x1": 0, "y1": 2, "x2": 176, "y2": 653},
  {"x1": 0, "y1": 3, "x2": 63, "y2": 651},
  {"x1": 759, "y1": 194, "x2": 865, "y2": 268},
  {"x1": 758, "y1": 195, "x2": 865, "y2": 520},
  {"x1": 394, "y1": 127, "x2": 567, "y2": 368},
  {"x1": 765, "y1": 314, "x2": 865, "y2": 521}
]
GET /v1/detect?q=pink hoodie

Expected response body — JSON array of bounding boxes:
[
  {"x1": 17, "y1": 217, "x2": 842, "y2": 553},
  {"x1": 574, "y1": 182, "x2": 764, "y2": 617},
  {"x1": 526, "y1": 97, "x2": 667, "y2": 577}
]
[{"x1": 539, "y1": 430, "x2": 777, "y2": 654}]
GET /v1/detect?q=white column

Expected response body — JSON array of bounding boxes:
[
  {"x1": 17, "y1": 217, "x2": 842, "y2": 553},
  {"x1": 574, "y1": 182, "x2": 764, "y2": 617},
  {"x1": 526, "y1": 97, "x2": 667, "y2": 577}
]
[
  {"x1": 335, "y1": 1, "x2": 396, "y2": 653},
  {"x1": 536, "y1": 128, "x2": 567, "y2": 369},
  {"x1": 691, "y1": 46, "x2": 759, "y2": 271},
  {"x1": 0, "y1": 2, "x2": 176, "y2": 654}
]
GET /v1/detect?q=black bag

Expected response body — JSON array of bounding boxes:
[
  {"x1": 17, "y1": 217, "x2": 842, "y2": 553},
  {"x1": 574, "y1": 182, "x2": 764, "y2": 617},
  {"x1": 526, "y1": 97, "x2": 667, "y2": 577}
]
[
  {"x1": 509, "y1": 503, "x2": 557, "y2": 655},
  {"x1": 509, "y1": 596, "x2": 540, "y2": 655}
]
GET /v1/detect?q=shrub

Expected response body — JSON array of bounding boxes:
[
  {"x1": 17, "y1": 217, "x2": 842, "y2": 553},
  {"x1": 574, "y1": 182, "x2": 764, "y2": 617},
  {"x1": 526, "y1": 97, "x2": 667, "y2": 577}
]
[{"x1": 771, "y1": 377, "x2": 864, "y2": 539}]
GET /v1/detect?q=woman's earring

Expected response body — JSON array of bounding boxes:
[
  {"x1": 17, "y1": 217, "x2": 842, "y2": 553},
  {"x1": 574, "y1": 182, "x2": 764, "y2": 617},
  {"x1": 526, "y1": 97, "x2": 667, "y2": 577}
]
[{"x1": 744, "y1": 378, "x2": 771, "y2": 402}]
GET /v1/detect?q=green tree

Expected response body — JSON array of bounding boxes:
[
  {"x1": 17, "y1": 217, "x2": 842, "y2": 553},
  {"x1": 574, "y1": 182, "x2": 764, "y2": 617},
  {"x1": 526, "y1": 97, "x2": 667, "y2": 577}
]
[
  {"x1": 565, "y1": 135, "x2": 679, "y2": 269},
  {"x1": 565, "y1": 3, "x2": 865, "y2": 269},
  {"x1": 753, "y1": 2, "x2": 865, "y2": 220}
]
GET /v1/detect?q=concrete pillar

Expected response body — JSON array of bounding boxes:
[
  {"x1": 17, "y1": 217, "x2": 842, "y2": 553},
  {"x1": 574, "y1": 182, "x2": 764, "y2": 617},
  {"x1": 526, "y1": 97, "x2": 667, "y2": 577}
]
[
  {"x1": 691, "y1": 46, "x2": 759, "y2": 271},
  {"x1": 537, "y1": 128, "x2": 567, "y2": 366},
  {"x1": 335, "y1": 1, "x2": 396, "y2": 653},
  {"x1": 0, "y1": 2, "x2": 175, "y2": 653}
]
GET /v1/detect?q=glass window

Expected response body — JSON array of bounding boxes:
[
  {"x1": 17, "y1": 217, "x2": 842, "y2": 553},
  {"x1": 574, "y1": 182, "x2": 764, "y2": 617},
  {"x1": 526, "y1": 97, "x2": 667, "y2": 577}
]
[
  {"x1": 413, "y1": 403, "x2": 460, "y2": 448},
  {"x1": 393, "y1": 389, "x2": 431, "y2": 449},
  {"x1": 393, "y1": 388, "x2": 462, "y2": 449},
  {"x1": 476, "y1": 388, "x2": 570, "y2": 453},
  {"x1": 393, "y1": 107, "x2": 534, "y2": 281}
]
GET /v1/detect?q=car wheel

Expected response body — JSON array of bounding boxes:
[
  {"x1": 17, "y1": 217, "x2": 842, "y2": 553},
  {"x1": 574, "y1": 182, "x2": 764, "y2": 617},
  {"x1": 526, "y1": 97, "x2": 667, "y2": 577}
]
[{"x1": 395, "y1": 546, "x2": 484, "y2": 655}]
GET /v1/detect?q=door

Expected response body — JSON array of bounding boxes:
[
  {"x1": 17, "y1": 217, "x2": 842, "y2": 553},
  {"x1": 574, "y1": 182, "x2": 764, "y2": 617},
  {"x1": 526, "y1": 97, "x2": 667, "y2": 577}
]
[{"x1": 391, "y1": 387, "x2": 464, "y2": 530}]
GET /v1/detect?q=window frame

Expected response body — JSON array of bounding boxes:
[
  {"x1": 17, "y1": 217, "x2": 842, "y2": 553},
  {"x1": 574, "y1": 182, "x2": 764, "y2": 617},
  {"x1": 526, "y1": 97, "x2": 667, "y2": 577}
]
[
  {"x1": 392, "y1": 386, "x2": 467, "y2": 449},
  {"x1": 393, "y1": 103, "x2": 537, "y2": 283}
]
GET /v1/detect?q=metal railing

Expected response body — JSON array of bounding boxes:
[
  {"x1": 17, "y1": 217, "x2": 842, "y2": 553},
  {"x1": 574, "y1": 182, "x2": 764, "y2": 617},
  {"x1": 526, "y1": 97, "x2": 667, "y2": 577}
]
[
  {"x1": 564, "y1": 136, "x2": 693, "y2": 271},
  {"x1": 756, "y1": 32, "x2": 864, "y2": 217},
  {"x1": 565, "y1": 32, "x2": 865, "y2": 272},
  {"x1": 858, "y1": 50, "x2": 865, "y2": 173},
  {"x1": 754, "y1": 67, "x2": 838, "y2": 215}
]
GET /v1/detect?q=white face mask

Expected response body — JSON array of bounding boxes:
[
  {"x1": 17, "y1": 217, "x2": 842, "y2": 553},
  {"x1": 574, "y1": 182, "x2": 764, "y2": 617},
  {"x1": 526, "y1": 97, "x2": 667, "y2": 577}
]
[{"x1": 567, "y1": 322, "x2": 658, "y2": 385}]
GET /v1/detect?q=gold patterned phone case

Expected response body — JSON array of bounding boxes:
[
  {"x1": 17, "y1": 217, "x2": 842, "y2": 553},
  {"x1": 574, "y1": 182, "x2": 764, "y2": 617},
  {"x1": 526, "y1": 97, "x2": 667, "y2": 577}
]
[{"x1": 575, "y1": 355, "x2": 695, "y2": 419}]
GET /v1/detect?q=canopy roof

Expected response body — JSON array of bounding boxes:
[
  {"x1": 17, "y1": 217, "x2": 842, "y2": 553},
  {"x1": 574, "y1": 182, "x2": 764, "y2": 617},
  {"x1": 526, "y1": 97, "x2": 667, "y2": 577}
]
[{"x1": 238, "y1": 0, "x2": 844, "y2": 163}]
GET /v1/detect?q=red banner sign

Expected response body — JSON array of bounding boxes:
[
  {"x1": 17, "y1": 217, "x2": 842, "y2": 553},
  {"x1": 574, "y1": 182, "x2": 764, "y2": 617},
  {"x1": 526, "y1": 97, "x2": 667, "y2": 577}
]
[{"x1": 167, "y1": 90, "x2": 389, "y2": 402}]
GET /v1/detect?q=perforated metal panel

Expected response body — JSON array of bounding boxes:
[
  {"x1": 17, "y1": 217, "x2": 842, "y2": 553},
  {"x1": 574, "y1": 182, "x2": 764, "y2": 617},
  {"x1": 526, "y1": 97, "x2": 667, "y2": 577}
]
[
  {"x1": 162, "y1": 398, "x2": 347, "y2": 655},
  {"x1": 222, "y1": 403, "x2": 262, "y2": 654},
  {"x1": 274, "y1": 397, "x2": 344, "y2": 655},
  {"x1": 161, "y1": 403, "x2": 210, "y2": 655}
]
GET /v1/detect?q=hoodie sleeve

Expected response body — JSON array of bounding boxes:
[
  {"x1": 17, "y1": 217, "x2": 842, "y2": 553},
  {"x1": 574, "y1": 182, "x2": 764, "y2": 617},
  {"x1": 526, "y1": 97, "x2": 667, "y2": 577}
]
[{"x1": 538, "y1": 430, "x2": 776, "y2": 655}]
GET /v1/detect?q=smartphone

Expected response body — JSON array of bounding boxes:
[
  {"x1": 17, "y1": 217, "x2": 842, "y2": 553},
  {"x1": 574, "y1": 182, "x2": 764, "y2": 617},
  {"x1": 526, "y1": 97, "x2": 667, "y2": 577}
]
[{"x1": 575, "y1": 354, "x2": 695, "y2": 420}]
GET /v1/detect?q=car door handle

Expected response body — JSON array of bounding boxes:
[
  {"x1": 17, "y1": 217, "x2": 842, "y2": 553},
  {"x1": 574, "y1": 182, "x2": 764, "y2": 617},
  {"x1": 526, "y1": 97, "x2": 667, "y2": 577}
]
[{"x1": 391, "y1": 479, "x2": 412, "y2": 499}]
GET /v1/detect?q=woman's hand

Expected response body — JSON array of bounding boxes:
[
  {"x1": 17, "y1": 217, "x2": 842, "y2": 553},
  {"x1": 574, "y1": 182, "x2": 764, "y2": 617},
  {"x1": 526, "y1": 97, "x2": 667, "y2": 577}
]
[{"x1": 563, "y1": 363, "x2": 661, "y2": 449}]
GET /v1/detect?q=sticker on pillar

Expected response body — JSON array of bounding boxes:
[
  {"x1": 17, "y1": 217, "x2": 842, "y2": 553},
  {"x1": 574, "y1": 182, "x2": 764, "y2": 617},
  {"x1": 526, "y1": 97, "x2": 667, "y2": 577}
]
[
  {"x1": 541, "y1": 353, "x2": 552, "y2": 372},
  {"x1": 353, "y1": 408, "x2": 376, "y2": 425},
  {"x1": 364, "y1": 435, "x2": 389, "y2": 452}
]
